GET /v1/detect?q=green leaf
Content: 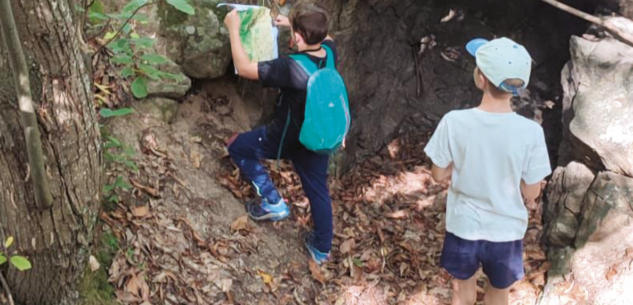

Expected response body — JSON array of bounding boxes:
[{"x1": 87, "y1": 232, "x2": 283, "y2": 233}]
[
  {"x1": 121, "y1": 67, "x2": 136, "y2": 78},
  {"x1": 131, "y1": 76, "x2": 148, "y2": 98},
  {"x1": 166, "y1": 0, "x2": 195, "y2": 15},
  {"x1": 111, "y1": 54, "x2": 133, "y2": 65},
  {"x1": 4, "y1": 236, "x2": 14, "y2": 248},
  {"x1": 109, "y1": 39, "x2": 131, "y2": 54},
  {"x1": 131, "y1": 37, "x2": 154, "y2": 49},
  {"x1": 138, "y1": 64, "x2": 162, "y2": 80},
  {"x1": 103, "y1": 184, "x2": 115, "y2": 193},
  {"x1": 352, "y1": 258, "x2": 363, "y2": 267},
  {"x1": 122, "y1": 0, "x2": 149, "y2": 14},
  {"x1": 108, "y1": 195, "x2": 119, "y2": 203},
  {"x1": 88, "y1": 11, "x2": 109, "y2": 21},
  {"x1": 100, "y1": 108, "x2": 135, "y2": 118},
  {"x1": 75, "y1": 5, "x2": 86, "y2": 12},
  {"x1": 124, "y1": 160, "x2": 139, "y2": 172},
  {"x1": 115, "y1": 176, "x2": 133, "y2": 190},
  {"x1": 122, "y1": 24, "x2": 133, "y2": 35},
  {"x1": 103, "y1": 31, "x2": 117, "y2": 40},
  {"x1": 0, "y1": 254, "x2": 6, "y2": 265},
  {"x1": 130, "y1": 32, "x2": 140, "y2": 39},
  {"x1": 141, "y1": 54, "x2": 169, "y2": 64},
  {"x1": 10, "y1": 256, "x2": 32, "y2": 271},
  {"x1": 107, "y1": 136, "x2": 122, "y2": 147}
]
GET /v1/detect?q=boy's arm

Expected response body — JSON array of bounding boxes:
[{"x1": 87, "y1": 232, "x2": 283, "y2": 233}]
[
  {"x1": 431, "y1": 163, "x2": 453, "y2": 182},
  {"x1": 225, "y1": 10, "x2": 259, "y2": 80},
  {"x1": 521, "y1": 179, "x2": 542, "y2": 205}
]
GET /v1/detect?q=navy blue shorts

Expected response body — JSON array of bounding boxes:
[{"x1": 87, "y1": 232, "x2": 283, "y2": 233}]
[{"x1": 440, "y1": 232, "x2": 524, "y2": 289}]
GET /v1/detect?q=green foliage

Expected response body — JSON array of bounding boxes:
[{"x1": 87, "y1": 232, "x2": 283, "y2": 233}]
[
  {"x1": 1, "y1": 236, "x2": 32, "y2": 272},
  {"x1": 166, "y1": 0, "x2": 195, "y2": 15},
  {"x1": 102, "y1": 133, "x2": 138, "y2": 203},
  {"x1": 86, "y1": 0, "x2": 194, "y2": 99},
  {"x1": 100, "y1": 108, "x2": 135, "y2": 118},
  {"x1": 10, "y1": 256, "x2": 32, "y2": 271}
]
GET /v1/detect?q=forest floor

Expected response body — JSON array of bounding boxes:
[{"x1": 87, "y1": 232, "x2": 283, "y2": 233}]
[{"x1": 92, "y1": 78, "x2": 550, "y2": 305}]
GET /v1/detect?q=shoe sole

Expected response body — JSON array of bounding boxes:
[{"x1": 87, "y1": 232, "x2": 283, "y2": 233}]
[{"x1": 248, "y1": 210, "x2": 290, "y2": 221}]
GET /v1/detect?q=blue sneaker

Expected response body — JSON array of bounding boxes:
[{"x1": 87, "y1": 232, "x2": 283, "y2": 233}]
[
  {"x1": 246, "y1": 198, "x2": 290, "y2": 221},
  {"x1": 302, "y1": 231, "x2": 330, "y2": 265}
]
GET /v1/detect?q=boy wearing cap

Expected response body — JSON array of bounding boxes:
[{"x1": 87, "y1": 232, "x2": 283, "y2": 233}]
[{"x1": 424, "y1": 37, "x2": 551, "y2": 305}]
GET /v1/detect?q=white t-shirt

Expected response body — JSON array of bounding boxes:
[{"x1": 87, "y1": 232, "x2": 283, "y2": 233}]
[{"x1": 424, "y1": 108, "x2": 551, "y2": 242}]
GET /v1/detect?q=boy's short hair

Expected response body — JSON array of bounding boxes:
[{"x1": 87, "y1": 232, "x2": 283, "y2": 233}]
[{"x1": 289, "y1": 2, "x2": 329, "y2": 45}]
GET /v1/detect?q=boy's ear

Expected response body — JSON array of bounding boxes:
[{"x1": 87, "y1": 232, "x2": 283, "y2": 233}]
[{"x1": 294, "y1": 31, "x2": 305, "y2": 45}]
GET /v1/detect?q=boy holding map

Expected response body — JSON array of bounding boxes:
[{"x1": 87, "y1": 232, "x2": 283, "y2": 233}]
[{"x1": 224, "y1": 2, "x2": 343, "y2": 265}]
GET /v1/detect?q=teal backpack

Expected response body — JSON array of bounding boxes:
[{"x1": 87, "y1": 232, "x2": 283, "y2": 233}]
[{"x1": 286, "y1": 45, "x2": 351, "y2": 155}]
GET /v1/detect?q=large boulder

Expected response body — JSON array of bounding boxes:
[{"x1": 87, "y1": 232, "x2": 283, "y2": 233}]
[
  {"x1": 150, "y1": 0, "x2": 235, "y2": 79},
  {"x1": 544, "y1": 162, "x2": 596, "y2": 247},
  {"x1": 558, "y1": 30, "x2": 633, "y2": 176},
  {"x1": 541, "y1": 171, "x2": 633, "y2": 305}
]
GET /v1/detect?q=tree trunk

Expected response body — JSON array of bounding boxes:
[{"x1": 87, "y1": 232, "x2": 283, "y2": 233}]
[{"x1": 0, "y1": 0, "x2": 100, "y2": 304}]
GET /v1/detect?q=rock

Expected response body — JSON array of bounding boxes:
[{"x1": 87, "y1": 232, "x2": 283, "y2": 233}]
[
  {"x1": 544, "y1": 162, "x2": 595, "y2": 247},
  {"x1": 137, "y1": 97, "x2": 179, "y2": 124},
  {"x1": 149, "y1": 0, "x2": 233, "y2": 79},
  {"x1": 559, "y1": 34, "x2": 633, "y2": 176},
  {"x1": 146, "y1": 60, "x2": 192, "y2": 99},
  {"x1": 541, "y1": 171, "x2": 633, "y2": 304}
]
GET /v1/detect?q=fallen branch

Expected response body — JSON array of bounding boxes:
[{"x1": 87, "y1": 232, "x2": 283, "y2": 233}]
[
  {"x1": 541, "y1": 0, "x2": 633, "y2": 47},
  {"x1": 0, "y1": 272, "x2": 14, "y2": 305}
]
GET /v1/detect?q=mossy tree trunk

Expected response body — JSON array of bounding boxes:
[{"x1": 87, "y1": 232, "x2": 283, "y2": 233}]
[{"x1": 0, "y1": 0, "x2": 101, "y2": 304}]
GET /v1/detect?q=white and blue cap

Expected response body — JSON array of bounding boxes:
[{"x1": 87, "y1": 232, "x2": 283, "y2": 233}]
[{"x1": 466, "y1": 37, "x2": 532, "y2": 93}]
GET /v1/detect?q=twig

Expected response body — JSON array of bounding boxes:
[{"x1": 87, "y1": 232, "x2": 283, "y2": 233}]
[
  {"x1": 540, "y1": 0, "x2": 633, "y2": 48},
  {"x1": 0, "y1": 272, "x2": 14, "y2": 305},
  {"x1": 93, "y1": 1, "x2": 155, "y2": 57}
]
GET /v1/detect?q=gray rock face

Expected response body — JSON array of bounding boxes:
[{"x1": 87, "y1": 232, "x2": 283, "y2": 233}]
[
  {"x1": 146, "y1": 60, "x2": 192, "y2": 99},
  {"x1": 152, "y1": 0, "x2": 233, "y2": 79},
  {"x1": 137, "y1": 97, "x2": 179, "y2": 124},
  {"x1": 559, "y1": 33, "x2": 633, "y2": 176},
  {"x1": 544, "y1": 162, "x2": 595, "y2": 247},
  {"x1": 541, "y1": 172, "x2": 633, "y2": 305}
]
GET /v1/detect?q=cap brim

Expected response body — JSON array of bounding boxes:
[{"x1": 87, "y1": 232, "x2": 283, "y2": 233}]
[{"x1": 466, "y1": 38, "x2": 489, "y2": 57}]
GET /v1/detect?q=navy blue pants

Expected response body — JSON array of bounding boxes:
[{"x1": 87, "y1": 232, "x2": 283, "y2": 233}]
[
  {"x1": 440, "y1": 232, "x2": 524, "y2": 289},
  {"x1": 228, "y1": 127, "x2": 333, "y2": 253}
]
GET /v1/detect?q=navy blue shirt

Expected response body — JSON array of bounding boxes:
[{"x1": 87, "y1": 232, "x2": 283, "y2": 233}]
[{"x1": 258, "y1": 40, "x2": 338, "y2": 153}]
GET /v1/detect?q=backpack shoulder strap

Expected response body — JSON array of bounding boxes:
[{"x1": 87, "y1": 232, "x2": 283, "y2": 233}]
[
  {"x1": 322, "y1": 44, "x2": 335, "y2": 69},
  {"x1": 289, "y1": 54, "x2": 318, "y2": 75}
]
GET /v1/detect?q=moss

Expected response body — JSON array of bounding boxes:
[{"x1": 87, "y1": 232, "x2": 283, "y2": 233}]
[{"x1": 77, "y1": 230, "x2": 119, "y2": 305}]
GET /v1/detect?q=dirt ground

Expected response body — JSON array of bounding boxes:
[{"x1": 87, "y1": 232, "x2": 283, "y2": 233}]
[{"x1": 97, "y1": 78, "x2": 549, "y2": 305}]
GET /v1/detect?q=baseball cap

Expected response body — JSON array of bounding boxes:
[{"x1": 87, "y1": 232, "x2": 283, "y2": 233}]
[{"x1": 466, "y1": 37, "x2": 532, "y2": 93}]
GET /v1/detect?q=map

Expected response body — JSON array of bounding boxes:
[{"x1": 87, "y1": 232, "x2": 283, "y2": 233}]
[{"x1": 217, "y1": 3, "x2": 279, "y2": 64}]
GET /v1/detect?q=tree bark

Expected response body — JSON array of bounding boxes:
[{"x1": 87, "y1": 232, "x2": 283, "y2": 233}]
[{"x1": 0, "y1": 0, "x2": 101, "y2": 303}]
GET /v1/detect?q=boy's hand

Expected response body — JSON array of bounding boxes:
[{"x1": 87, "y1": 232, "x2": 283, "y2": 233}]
[
  {"x1": 275, "y1": 15, "x2": 290, "y2": 27},
  {"x1": 224, "y1": 10, "x2": 241, "y2": 32}
]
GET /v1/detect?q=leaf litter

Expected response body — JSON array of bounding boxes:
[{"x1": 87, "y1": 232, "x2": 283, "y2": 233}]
[{"x1": 101, "y1": 87, "x2": 551, "y2": 304}]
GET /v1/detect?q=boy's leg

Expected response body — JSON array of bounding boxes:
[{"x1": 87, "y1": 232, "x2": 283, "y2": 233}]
[
  {"x1": 451, "y1": 275, "x2": 477, "y2": 305},
  {"x1": 291, "y1": 150, "x2": 332, "y2": 259},
  {"x1": 440, "y1": 232, "x2": 481, "y2": 305},
  {"x1": 480, "y1": 239, "x2": 523, "y2": 305},
  {"x1": 228, "y1": 127, "x2": 289, "y2": 220},
  {"x1": 483, "y1": 285, "x2": 510, "y2": 305}
]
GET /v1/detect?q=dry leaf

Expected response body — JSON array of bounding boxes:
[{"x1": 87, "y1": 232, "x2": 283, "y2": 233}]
[
  {"x1": 257, "y1": 270, "x2": 273, "y2": 284},
  {"x1": 125, "y1": 273, "x2": 140, "y2": 296},
  {"x1": 230, "y1": 215, "x2": 249, "y2": 232},
  {"x1": 440, "y1": 9, "x2": 456, "y2": 23},
  {"x1": 340, "y1": 239, "x2": 356, "y2": 254},
  {"x1": 309, "y1": 260, "x2": 326, "y2": 284},
  {"x1": 190, "y1": 145, "x2": 202, "y2": 169},
  {"x1": 606, "y1": 265, "x2": 618, "y2": 280},
  {"x1": 132, "y1": 205, "x2": 150, "y2": 218},
  {"x1": 387, "y1": 210, "x2": 408, "y2": 219},
  {"x1": 89, "y1": 255, "x2": 100, "y2": 272}
]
